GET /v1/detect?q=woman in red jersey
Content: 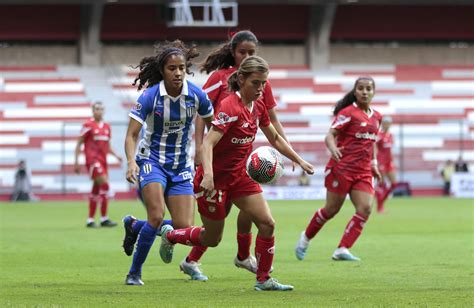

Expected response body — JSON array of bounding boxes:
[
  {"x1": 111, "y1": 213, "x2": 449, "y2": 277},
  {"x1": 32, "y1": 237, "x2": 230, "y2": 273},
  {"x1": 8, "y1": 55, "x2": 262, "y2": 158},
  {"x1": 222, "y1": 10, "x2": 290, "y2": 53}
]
[
  {"x1": 159, "y1": 56, "x2": 314, "y2": 291},
  {"x1": 295, "y1": 77, "x2": 382, "y2": 261},
  {"x1": 375, "y1": 116, "x2": 397, "y2": 213},
  {"x1": 180, "y1": 30, "x2": 294, "y2": 280}
]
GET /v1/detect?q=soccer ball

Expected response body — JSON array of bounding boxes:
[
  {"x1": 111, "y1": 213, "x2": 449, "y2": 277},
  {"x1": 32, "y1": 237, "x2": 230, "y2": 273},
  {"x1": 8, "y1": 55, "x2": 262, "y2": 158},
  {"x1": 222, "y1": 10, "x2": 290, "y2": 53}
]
[{"x1": 246, "y1": 146, "x2": 284, "y2": 184}]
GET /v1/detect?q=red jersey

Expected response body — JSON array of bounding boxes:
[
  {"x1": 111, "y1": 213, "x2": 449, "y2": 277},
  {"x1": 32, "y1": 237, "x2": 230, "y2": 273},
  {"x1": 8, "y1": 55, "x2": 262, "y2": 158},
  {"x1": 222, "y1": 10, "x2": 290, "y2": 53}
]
[
  {"x1": 376, "y1": 131, "x2": 394, "y2": 165},
  {"x1": 80, "y1": 118, "x2": 110, "y2": 166},
  {"x1": 210, "y1": 92, "x2": 271, "y2": 189},
  {"x1": 326, "y1": 103, "x2": 382, "y2": 174},
  {"x1": 203, "y1": 67, "x2": 277, "y2": 110}
]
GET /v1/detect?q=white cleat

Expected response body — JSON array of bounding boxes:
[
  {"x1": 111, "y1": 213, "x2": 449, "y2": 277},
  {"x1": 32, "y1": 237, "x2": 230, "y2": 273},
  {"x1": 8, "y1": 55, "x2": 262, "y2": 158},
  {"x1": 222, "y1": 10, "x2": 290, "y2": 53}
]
[
  {"x1": 234, "y1": 255, "x2": 273, "y2": 274},
  {"x1": 180, "y1": 259, "x2": 208, "y2": 281},
  {"x1": 295, "y1": 231, "x2": 310, "y2": 260}
]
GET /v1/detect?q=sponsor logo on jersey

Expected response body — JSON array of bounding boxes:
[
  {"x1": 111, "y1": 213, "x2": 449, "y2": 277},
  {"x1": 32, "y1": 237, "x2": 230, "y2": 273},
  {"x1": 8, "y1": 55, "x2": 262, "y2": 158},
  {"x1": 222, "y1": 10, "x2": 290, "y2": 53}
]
[
  {"x1": 360, "y1": 122, "x2": 367, "y2": 127},
  {"x1": 355, "y1": 132, "x2": 377, "y2": 140},
  {"x1": 242, "y1": 122, "x2": 249, "y2": 128},
  {"x1": 179, "y1": 171, "x2": 192, "y2": 181},
  {"x1": 231, "y1": 136, "x2": 254, "y2": 144},
  {"x1": 165, "y1": 120, "x2": 184, "y2": 127},
  {"x1": 134, "y1": 103, "x2": 142, "y2": 111}
]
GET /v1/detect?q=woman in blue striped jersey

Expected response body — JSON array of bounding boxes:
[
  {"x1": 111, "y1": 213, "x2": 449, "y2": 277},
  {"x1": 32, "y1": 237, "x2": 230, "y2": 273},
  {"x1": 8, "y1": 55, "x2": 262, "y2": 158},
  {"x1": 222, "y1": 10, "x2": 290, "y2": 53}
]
[{"x1": 122, "y1": 40, "x2": 214, "y2": 285}]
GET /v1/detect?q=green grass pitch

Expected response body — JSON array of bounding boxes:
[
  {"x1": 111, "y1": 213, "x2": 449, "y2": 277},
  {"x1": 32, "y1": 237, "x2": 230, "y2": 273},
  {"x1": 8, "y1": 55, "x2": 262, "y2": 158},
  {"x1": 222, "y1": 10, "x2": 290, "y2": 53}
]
[{"x1": 1, "y1": 197, "x2": 472, "y2": 307}]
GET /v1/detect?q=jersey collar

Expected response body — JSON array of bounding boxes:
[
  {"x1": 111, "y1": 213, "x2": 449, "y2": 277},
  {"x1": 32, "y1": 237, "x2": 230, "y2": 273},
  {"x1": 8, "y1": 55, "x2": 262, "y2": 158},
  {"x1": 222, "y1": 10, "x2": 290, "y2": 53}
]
[
  {"x1": 236, "y1": 91, "x2": 254, "y2": 112},
  {"x1": 353, "y1": 102, "x2": 373, "y2": 118},
  {"x1": 159, "y1": 79, "x2": 189, "y2": 99}
]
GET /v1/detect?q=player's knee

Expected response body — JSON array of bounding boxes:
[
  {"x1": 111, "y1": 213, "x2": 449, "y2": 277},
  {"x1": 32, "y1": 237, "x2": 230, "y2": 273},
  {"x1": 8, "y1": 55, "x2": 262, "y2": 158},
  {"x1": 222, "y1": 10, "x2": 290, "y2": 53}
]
[
  {"x1": 204, "y1": 235, "x2": 222, "y2": 247},
  {"x1": 325, "y1": 207, "x2": 340, "y2": 219},
  {"x1": 147, "y1": 214, "x2": 164, "y2": 228},
  {"x1": 172, "y1": 218, "x2": 192, "y2": 229},
  {"x1": 358, "y1": 206, "x2": 372, "y2": 217},
  {"x1": 256, "y1": 218, "x2": 275, "y2": 236}
]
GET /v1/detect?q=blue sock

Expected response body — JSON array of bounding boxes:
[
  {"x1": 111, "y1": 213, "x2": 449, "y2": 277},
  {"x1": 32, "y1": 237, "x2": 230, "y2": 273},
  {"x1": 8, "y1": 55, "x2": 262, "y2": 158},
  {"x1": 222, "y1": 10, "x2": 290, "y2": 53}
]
[
  {"x1": 132, "y1": 219, "x2": 146, "y2": 234},
  {"x1": 129, "y1": 222, "x2": 157, "y2": 275}
]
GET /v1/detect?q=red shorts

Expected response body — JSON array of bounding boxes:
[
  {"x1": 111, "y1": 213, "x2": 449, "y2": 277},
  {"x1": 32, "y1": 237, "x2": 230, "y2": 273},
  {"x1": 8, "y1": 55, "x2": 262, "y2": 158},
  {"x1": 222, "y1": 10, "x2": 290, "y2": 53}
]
[
  {"x1": 193, "y1": 168, "x2": 262, "y2": 220},
  {"x1": 87, "y1": 161, "x2": 108, "y2": 180},
  {"x1": 324, "y1": 167, "x2": 374, "y2": 195},
  {"x1": 378, "y1": 161, "x2": 395, "y2": 174}
]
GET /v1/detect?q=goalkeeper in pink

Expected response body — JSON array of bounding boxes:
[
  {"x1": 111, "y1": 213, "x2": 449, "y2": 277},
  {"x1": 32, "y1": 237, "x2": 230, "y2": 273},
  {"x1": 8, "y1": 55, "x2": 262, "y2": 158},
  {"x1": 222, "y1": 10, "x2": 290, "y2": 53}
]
[{"x1": 158, "y1": 56, "x2": 314, "y2": 291}]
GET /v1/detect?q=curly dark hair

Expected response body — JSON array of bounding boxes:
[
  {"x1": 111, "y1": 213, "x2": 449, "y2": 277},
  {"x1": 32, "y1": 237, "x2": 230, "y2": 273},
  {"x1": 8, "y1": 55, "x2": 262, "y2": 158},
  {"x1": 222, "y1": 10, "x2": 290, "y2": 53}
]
[
  {"x1": 333, "y1": 76, "x2": 376, "y2": 115},
  {"x1": 132, "y1": 40, "x2": 200, "y2": 91},
  {"x1": 200, "y1": 30, "x2": 258, "y2": 74}
]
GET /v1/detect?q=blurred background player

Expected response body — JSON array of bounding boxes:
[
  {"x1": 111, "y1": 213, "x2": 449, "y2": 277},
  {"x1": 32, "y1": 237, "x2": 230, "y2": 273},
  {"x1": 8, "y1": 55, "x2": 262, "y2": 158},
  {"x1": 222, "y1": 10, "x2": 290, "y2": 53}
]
[
  {"x1": 440, "y1": 159, "x2": 455, "y2": 196},
  {"x1": 11, "y1": 160, "x2": 38, "y2": 202},
  {"x1": 158, "y1": 56, "x2": 314, "y2": 291},
  {"x1": 295, "y1": 77, "x2": 382, "y2": 262},
  {"x1": 374, "y1": 116, "x2": 397, "y2": 213},
  {"x1": 181, "y1": 30, "x2": 295, "y2": 280},
  {"x1": 122, "y1": 40, "x2": 214, "y2": 286},
  {"x1": 74, "y1": 102, "x2": 122, "y2": 228}
]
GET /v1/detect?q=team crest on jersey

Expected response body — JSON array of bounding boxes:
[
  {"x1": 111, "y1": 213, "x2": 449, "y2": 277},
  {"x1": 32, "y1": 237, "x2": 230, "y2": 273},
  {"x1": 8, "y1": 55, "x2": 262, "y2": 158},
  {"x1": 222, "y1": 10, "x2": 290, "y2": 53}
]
[
  {"x1": 134, "y1": 103, "x2": 142, "y2": 111},
  {"x1": 215, "y1": 112, "x2": 230, "y2": 125},
  {"x1": 208, "y1": 205, "x2": 216, "y2": 213}
]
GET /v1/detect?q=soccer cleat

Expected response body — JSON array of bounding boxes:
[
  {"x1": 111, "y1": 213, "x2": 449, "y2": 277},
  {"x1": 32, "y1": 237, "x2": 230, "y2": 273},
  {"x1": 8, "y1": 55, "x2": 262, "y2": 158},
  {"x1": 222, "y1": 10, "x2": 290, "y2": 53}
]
[
  {"x1": 125, "y1": 273, "x2": 144, "y2": 286},
  {"x1": 122, "y1": 215, "x2": 138, "y2": 256},
  {"x1": 180, "y1": 259, "x2": 208, "y2": 281},
  {"x1": 234, "y1": 255, "x2": 274, "y2": 274},
  {"x1": 332, "y1": 247, "x2": 361, "y2": 261},
  {"x1": 159, "y1": 225, "x2": 175, "y2": 264},
  {"x1": 100, "y1": 219, "x2": 118, "y2": 227},
  {"x1": 254, "y1": 278, "x2": 294, "y2": 291},
  {"x1": 86, "y1": 221, "x2": 97, "y2": 228},
  {"x1": 295, "y1": 231, "x2": 309, "y2": 260}
]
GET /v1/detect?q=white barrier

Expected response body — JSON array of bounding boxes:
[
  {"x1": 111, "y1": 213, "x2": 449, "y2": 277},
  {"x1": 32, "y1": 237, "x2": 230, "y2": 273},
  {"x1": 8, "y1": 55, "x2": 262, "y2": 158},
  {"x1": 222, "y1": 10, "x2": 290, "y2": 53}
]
[
  {"x1": 450, "y1": 173, "x2": 474, "y2": 198},
  {"x1": 262, "y1": 186, "x2": 326, "y2": 200}
]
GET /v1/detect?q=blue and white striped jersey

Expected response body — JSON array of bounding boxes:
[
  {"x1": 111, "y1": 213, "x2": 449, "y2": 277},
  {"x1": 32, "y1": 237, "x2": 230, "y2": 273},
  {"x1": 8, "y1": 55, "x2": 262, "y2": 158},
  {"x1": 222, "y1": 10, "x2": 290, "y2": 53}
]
[{"x1": 129, "y1": 80, "x2": 214, "y2": 170}]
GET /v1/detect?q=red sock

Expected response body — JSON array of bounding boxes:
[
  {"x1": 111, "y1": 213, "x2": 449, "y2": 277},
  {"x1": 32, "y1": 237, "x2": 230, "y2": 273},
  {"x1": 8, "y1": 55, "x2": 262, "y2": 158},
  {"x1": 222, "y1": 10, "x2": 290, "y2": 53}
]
[
  {"x1": 375, "y1": 184, "x2": 386, "y2": 212},
  {"x1": 305, "y1": 208, "x2": 329, "y2": 239},
  {"x1": 255, "y1": 235, "x2": 274, "y2": 282},
  {"x1": 237, "y1": 233, "x2": 252, "y2": 260},
  {"x1": 338, "y1": 213, "x2": 368, "y2": 249},
  {"x1": 167, "y1": 226, "x2": 203, "y2": 246},
  {"x1": 99, "y1": 182, "x2": 109, "y2": 217},
  {"x1": 187, "y1": 246, "x2": 208, "y2": 262},
  {"x1": 88, "y1": 184, "x2": 100, "y2": 218},
  {"x1": 382, "y1": 183, "x2": 396, "y2": 202}
]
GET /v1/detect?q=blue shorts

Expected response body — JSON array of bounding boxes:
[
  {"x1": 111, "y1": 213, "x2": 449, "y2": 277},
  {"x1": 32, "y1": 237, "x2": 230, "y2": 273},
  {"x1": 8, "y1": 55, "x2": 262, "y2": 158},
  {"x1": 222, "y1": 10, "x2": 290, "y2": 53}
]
[{"x1": 137, "y1": 159, "x2": 194, "y2": 197}]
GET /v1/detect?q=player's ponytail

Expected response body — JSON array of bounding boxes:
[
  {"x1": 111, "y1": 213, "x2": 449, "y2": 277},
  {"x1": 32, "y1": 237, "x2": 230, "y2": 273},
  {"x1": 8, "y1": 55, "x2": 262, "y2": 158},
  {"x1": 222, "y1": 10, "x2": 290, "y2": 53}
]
[
  {"x1": 228, "y1": 55, "x2": 269, "y2": 92},
  {"x1": 333, "y1": 76, "x2": 375, "y2": 115},
  {"x1": 200, "y1": 30, "x2": 258, "y2": 74},
  {"x1": 132, "y1": 40, "x2": 199, "y2": 91}
]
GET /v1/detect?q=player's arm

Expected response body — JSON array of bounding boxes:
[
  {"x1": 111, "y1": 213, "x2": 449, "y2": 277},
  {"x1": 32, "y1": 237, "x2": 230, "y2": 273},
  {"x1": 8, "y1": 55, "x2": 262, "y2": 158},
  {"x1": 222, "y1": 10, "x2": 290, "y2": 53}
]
[
  {"x1": 325, "y1": 128, "x2": 342, "y2": 162},
  {"x1": 200, "y1": 126, "x2": 224, "y2": 196},
  {"x1": 108, "y1": 143, "x2": 123, "y2": 164},
  {"x1": 372, "y1": 143, "x2": 382, "y2": 181},
  {"x1": 268, "y1": 107, "x2": 296, "y2": 171},
  {"x1": 194, "y1": 116, "x2": 211, "y2": 168},
  {"x1": 124, "y1": 118, "x2": 142, "y2": 184},
  {"x1": 74, "y1": 135, "x2": 85, "y2": 174},
  {"x1": 260, "y1": 124, "x2": 314, "y2": 175}
]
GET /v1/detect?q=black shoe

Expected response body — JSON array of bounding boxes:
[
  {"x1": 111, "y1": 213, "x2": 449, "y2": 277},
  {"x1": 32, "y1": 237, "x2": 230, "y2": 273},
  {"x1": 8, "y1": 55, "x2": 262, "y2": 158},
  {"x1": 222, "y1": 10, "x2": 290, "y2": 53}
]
[
  {"x1": 86, "y1": 221, "x2": 97, "y2": 228},
  {"x1": 100, "y1": 219, "x2": 118, "y2": 227},
  {"x1": 125, "y1": 273, "x2": 144, "y2": 286},
  {"x1": 122, "y1": 215, "x2": 138, "y2": 256}
]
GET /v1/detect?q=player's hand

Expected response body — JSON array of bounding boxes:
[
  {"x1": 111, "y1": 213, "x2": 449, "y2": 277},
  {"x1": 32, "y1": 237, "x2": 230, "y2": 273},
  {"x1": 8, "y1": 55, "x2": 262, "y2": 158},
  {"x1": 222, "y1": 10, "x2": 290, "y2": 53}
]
[
  {"x1": 372, "y1": 165, "x2": 382, "y2": 182},
  {"x1": 126, "y1": 161, "x2": 140, "y2": 184},
  {"x1": 200, "y1": 174, "x2": 214, "y2": 197},
  {"x1": 299, "y1": 160, "x2": 315, "y2": 175},
  {"x1": 291, "y1": 161, "x2": 297, "y2": 172},
  {"x1": 329, "y1": 146, "x2": 343, "y2": 162},
  {"x1": 74, "y1": 162, "x2": 80, "y2": 174}
]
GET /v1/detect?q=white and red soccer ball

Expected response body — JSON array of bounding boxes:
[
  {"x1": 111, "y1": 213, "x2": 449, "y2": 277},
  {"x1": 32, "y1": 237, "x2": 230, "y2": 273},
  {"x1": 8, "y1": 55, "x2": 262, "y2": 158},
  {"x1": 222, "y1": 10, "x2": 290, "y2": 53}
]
[{"x1": 246, "y1": 146, "x2": 284, "y2": 184}]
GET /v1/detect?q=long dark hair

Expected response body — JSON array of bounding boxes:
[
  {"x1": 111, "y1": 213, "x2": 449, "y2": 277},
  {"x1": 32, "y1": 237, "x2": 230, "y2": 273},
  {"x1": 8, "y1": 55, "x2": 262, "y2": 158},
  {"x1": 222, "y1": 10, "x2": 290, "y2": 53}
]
[
  {"x1": 333, "y1": 76, "x2": 375, "y2": 115},
  {"x1": 200, "y1": 30, "x2": 258, "y2": 74},
  {"x1": 227, "y1": 55, "x2": 269, "y2": 92},
  {"x1": 132, "y1": 40, "x2": 199, "y2": 91}
]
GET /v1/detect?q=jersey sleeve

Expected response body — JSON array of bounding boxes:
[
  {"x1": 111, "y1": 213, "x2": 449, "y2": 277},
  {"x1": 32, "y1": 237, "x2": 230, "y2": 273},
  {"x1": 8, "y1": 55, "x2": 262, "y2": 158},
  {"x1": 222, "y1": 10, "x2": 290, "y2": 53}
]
[
  {"x1": 331, "y1": 108, "x2": 352, "y2": 132},
  {"x1": 196, "y1": 89, "x2": 214, "y2": 119},
  {"x1": 80, "y1": 121, "x2": 92, "y2": 138},
  {"x1": 129, "y1": 88, "x2": 154, "y2": 125},
  {"x1": 202, "y1": 71, "x2": 223, "y2": 103},
  {"x1": 211, "y1": 100, "x2": 239, "y2": 134},
  {"x1": 262, "y1": 80, "x2": 277, "y2": 110}
]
